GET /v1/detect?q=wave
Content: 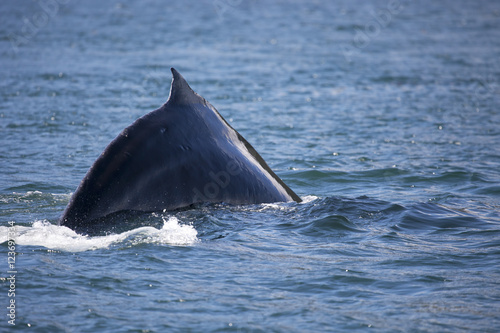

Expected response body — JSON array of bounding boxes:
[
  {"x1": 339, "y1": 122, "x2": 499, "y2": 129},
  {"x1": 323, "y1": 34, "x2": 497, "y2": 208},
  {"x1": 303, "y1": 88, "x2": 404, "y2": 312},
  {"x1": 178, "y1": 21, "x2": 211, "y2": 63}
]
[{"x1": 0, "y1": 216, "x2": 198, "y2": 252}]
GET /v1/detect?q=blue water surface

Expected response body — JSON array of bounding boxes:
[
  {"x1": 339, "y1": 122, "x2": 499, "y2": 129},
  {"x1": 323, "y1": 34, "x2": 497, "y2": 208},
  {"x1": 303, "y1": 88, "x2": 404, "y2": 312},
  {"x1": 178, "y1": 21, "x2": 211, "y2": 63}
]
[{"x1": 1, "y1": 0, "x2": 500, "y2": 332}]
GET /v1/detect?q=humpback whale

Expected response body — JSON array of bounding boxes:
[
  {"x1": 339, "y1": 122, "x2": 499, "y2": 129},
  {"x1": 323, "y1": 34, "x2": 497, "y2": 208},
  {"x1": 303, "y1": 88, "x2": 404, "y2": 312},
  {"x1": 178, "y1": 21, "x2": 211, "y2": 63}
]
[{"x1": 59, "y1": 68, "x2": 301, "y2": 231}]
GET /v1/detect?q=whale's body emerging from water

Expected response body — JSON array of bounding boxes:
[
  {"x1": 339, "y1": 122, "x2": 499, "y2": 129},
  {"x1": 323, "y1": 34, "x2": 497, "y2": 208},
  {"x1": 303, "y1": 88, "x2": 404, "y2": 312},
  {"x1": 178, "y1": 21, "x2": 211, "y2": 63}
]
[{"x1": 59, "y1": 68, "x2": 301, "y2": 231}]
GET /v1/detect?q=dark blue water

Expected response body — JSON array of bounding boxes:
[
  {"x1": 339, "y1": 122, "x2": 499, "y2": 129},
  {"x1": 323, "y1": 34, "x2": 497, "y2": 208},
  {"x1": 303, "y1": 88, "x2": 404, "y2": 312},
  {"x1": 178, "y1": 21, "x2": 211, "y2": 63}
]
[{"x1": 1, "y1": 0, "x2": 500, "y2": 331}]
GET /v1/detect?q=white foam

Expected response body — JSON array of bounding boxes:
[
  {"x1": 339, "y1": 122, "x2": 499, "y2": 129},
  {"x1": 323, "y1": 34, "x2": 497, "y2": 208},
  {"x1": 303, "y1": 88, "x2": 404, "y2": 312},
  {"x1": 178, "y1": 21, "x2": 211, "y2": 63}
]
[
  {"x1": 0, "y1": 217, "x2": 198, "y2": 252},
  {"x1": 260, "y1": 202, "x2": 289, "y2": 211},
  {"x1": 259, "y1": 195, "x2": 319, "y2": 211},
  {"x1": 300, "y1": 195, "x2": 319, "y2": 203}
]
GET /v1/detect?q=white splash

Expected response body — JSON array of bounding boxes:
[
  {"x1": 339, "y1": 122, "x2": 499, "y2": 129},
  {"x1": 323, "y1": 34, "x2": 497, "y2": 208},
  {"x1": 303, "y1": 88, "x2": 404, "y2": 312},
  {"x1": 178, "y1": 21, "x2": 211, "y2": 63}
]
[
  {"x1": 0, "y1": 217, "x2": 198, "y2": 252},
  {"x1": 299, "y1": 195, "x2": 319, "y2": 203},
  {"x1": 260, "y1": 195, "x2": 319, "y2": 211}
]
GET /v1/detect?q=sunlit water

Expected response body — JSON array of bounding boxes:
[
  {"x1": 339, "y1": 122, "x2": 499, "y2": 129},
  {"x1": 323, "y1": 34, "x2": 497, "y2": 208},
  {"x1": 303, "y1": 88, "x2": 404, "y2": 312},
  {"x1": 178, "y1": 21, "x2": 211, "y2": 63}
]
[{"x1": 1, "y1": 0, "x2": 500, "y2": 332}]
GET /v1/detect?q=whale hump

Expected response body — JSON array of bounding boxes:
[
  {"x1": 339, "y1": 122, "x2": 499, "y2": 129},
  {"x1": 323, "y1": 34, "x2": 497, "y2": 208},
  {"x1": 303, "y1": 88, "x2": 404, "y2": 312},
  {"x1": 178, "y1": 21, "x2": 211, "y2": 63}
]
[{"x1": 59, "y1": 68, "x2": 301, "y2": 231}]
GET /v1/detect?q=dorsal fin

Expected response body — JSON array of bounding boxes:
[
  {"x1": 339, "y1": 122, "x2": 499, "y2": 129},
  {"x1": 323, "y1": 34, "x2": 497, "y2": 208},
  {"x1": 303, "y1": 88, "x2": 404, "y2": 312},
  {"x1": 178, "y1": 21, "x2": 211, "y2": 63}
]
[{"x1": 167, "y1": 68, "x2": 206, "y2": 105}]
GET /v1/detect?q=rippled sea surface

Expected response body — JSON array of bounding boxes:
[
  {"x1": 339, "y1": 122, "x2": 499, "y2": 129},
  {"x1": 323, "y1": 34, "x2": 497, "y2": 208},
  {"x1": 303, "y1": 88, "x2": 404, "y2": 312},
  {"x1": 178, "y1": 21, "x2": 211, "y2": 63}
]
[{"x1": 1, "y1": 0, "x2": 500, "y2": 332}]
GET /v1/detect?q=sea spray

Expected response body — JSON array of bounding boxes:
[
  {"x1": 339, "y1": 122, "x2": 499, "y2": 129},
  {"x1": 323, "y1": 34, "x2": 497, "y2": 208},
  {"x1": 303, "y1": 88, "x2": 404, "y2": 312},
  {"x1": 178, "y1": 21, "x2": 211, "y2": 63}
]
[{"x1": 0, "y1": 217, "x2": 198, "y2": 252}]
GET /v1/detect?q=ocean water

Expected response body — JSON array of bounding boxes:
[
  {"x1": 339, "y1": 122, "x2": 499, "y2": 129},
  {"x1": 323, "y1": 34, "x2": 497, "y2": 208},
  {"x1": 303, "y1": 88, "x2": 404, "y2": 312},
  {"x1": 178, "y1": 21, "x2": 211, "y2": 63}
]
[{"x1": 1, "y1": 0, "x2": 500, "y2": 331}]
